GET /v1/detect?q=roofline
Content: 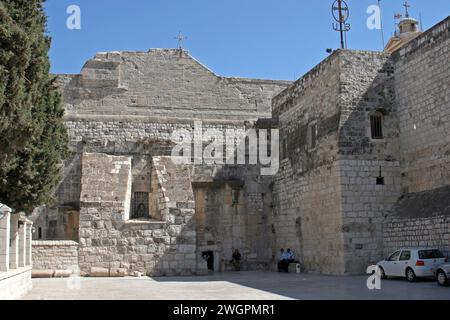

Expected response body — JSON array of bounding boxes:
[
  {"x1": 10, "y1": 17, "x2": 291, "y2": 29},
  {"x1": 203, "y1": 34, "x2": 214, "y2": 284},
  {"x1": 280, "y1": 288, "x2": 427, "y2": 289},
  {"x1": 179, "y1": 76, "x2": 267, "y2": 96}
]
[{"x1": 53, "y1": 48, "x2": 292, "y2": 84}]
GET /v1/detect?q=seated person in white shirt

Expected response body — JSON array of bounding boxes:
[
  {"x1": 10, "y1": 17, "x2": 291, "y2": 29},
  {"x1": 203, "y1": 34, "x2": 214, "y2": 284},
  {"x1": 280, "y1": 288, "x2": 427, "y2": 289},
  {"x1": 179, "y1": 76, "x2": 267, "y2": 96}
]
[{"x1": 286, "y1": 248, "x2": 295, "y2": 263}]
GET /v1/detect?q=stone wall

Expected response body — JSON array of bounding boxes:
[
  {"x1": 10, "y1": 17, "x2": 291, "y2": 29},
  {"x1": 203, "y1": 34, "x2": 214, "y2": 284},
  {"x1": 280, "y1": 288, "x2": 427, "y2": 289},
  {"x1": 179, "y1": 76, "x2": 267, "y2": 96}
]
[
  {"x1": 274, "y1": 160, "x2": 344, "y2": 274},
  {"x1": 273, "y1": 52, "x2": 345, "y2": 274},
  {"x1": 340, "y1": 160, "x2": 401, "y2": 273},
  {"x1": 53, "y1": 117, "x2": 249, "y2": 208},
  {"x1": 380, "y1": 17, "x2": 450, "y2": 258},
  {"x1": 384, "y1": 216, "x2": 450, "y2": 258},
  {"x1": 337, "y1": 51, "x2": 398, "y2": 160},
  {"x1": 32, "y1": 240, "x2": 79, "y2": 272},
  {"x1": 383, "y1": 185, "x2": 450, "y2": 258},
  {"x1": 193, "y1": 165, "x2": 274, "y2": 272},
  {"x1": 337, "y1": 51, "x2": 402, "y2": 272},
  {"x1": 392, "y1": 16, "x2": 450, "y2": 194},
  {"x1": 77, "y1": 153, "x2": 200, "y2": 276},
  {"x1": 58, "y1": 49, "x2": 291, "y2": 121},
  {"x1": 272, "y1": 50, "x2": 404, "y2": 274},
  {"x1": 30, "y1": 17, "x2": 450, "y2": 277}
]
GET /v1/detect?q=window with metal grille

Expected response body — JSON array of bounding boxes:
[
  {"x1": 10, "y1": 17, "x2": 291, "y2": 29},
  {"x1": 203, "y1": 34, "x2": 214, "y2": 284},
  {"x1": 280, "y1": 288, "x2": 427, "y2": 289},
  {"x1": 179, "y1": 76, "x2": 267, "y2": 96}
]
[
  {"x1": 281, "y1": 138, "x2": 288, "y2": 159},
  {"x1": 370, "y1": 114, "x2": 383, "y2": 139},
  {"x1": 308, "y1": 123, "x2": 317, "y2": 149},
  {"x1": 131, "y1": 192, "x2": 149, "y2": 219}
]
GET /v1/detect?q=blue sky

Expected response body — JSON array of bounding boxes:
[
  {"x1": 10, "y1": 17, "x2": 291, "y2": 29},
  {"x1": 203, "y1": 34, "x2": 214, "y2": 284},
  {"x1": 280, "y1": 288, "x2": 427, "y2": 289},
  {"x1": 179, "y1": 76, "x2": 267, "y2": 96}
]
[{"x1": 45, "y1": 0, "x2": 449, "y2": 80}]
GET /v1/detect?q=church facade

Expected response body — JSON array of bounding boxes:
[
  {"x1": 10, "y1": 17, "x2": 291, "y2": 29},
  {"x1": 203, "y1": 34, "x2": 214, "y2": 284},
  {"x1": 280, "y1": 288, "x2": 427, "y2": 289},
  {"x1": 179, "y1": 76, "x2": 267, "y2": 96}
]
[{"x1": 31, "y1": 16, "x2": 450, "y2": 276}]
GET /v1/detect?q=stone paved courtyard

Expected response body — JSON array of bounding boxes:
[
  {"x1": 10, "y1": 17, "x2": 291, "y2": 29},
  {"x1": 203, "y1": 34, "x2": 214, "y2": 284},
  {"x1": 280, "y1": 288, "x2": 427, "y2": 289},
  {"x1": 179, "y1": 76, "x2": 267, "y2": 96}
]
[{"x1": 22, "y1": 271, "x2": 450, "y2": 300}]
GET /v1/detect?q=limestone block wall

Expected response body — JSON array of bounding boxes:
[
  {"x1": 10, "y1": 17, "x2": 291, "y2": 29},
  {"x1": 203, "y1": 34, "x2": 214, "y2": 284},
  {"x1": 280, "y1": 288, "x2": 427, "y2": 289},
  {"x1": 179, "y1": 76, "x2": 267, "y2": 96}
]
[
  {"x1": 193, "y1": 167, "x2": 274, "y2": 272},
  {"x1": 273, "y1": 52, "x2": 345, "y2": 274},
  {"x1": 383, "y1": 185, "x2": 450, "y2": 258},
  {"x1": 274, "y1": 160, "x2": 344, "y2": 274},
  {"x1": 392, "y1": 16, "x2": 450, "y2": 194},
  {"x1": 78, "y1": 153, "x2": 199, "y2": 276},
  {"x1": 384, "y1": 216, "x2": 450, "y2": 258},
  {"x1": 55, "y1": 117, "x2": 248, "y2": 208},
  {"x1": 57, "y1": 49, "x2": 291, "y2": 120},
  {"x1": 45, "y1": 109, "x2": 277, "y2": 273},
  {"x1": 337, "y1": 50, "x2": 399, "y2": 161},
  {"x1": 379, "y1": 17, "x2": 450, "y2": 262},
  {"x1": 340, "y1": 160, "x2": 402, "y2": 273},
  {"x1": 272, "y1": 50, "x2": 403, "y2": 275},
  {"x1": 336, "y1": 51, "x2": 402, "y2": 273},
  {"x1": 32, "y1": 241, "x2": 79, "y2": 271}
]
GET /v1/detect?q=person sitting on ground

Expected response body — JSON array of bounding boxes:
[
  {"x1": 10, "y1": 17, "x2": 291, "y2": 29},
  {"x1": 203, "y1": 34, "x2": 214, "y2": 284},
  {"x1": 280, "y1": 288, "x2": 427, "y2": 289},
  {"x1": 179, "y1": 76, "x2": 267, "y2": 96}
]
[
  {"x1": 286, "y1": 248, "x2": 296, "y2": 263},
  {"x1": 231, "y1": 249, "x2": 242, "y2": 271}
]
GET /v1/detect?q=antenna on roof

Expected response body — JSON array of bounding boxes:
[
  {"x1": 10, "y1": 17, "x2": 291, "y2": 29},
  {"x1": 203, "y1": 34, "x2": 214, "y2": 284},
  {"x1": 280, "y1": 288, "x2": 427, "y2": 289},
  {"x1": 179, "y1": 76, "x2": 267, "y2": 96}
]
[
  {"x1": 331, "y1": 0, "x2": 351, "y2": 49},
  {"x1": 378, "y1": 0, "x2": 386, "y2": 49},
  {"x1": 419, "y1": 12, "x2": 423, "y2": 31},
  {"x1": 394, "y1": 12, "x2": 403, "y2": 36}
]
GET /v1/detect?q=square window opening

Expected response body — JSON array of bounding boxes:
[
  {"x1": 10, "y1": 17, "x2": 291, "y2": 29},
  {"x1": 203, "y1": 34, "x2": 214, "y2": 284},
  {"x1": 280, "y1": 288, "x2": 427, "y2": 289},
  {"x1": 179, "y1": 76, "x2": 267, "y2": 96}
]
[
  {"x1": 131, "y1": 192, "x2": 150, "y2": 219},
  {"x1": 370, "y1": 115, "x2": 384, "y2": 139}
]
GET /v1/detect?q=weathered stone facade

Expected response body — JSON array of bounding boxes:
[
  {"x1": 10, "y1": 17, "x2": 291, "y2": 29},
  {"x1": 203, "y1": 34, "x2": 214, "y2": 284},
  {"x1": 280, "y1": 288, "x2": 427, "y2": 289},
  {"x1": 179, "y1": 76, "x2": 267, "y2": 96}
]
[
  {"x1": 32, "y1": 48, "x2": 289, "y2": 276},
  {"x1": 272, "y1": 16, "x2": 450, "y2": 274},
  {"x1": 32, "y1": 16, "x2": 450, "y2": 276},
  {"x1": 32, "y1": 240, "x2": 79, "y2": 272},
  {"x1": 383, "y1": 186, "x2": 450, "y2": 256}
]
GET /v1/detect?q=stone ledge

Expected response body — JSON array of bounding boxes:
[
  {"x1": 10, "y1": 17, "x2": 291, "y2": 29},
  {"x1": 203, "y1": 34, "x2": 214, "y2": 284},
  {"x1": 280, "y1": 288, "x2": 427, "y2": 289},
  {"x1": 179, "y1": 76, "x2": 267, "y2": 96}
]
[
  {"x1": 0, "y1": 266, "x2": 32, "y2": 282},
  {"x1": 64, "y1": 113, "x2": 252, "y2": 125},
  {"x1": 32, "y1": 240, "x2": 79, "y2": 246},
  {"x1": 124, "y1": 219, "x2": 167, "y2": 225}
]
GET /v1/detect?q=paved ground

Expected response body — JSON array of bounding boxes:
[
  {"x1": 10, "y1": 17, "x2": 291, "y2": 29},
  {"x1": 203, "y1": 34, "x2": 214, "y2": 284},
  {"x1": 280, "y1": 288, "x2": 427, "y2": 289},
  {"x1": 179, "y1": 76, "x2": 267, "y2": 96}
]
[{"x1": 23, "y1": 271, "x2": 450, "y2": 300}]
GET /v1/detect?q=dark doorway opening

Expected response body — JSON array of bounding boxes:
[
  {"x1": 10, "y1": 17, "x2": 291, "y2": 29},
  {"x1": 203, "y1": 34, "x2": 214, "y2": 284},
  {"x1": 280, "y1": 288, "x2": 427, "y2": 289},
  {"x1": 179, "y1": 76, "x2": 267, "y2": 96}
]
[{"x1": 202, "y1": 251, "x2": 214, "y2": 271}]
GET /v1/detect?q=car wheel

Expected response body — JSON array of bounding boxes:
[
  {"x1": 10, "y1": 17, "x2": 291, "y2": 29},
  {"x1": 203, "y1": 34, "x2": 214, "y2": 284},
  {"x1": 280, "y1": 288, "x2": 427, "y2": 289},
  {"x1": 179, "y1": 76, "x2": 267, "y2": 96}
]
[
  {"x1": 406, "y1": 268, "x2": 417, "y2": 282},
  {"x1": 379, "y1": 267, "x2": 387, "y2": 280},
  {"x1": 437, "y1": 271, "x2": 448, "y2": 286}
]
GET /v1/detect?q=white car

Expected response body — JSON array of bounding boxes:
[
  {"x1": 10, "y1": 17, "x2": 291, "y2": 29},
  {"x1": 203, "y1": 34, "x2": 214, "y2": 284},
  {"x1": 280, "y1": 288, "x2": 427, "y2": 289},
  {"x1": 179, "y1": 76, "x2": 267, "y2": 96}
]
[
  {"x1": 433, "y1": 263, "x2": 450, "y2": 286},
  {"x1": 377, "y1": 248, "x2": 447, "y2": 282}
]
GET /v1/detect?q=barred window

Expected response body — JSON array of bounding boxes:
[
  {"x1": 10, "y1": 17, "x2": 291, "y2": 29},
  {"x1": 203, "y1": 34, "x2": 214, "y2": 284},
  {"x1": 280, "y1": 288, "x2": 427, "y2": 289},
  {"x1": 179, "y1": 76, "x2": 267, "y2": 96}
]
[
  {"x1": 308, "y1": 123, "x2": 317, "y2": 150},
  {"x1": 370, "y1": 114, "x2": 383, "y2": 139},
  {"x1": 281, "y1": 138, "x2": 288, "y2": 159},
  {"x1": 131, "y1": 192, "x2": 149, "y2": 219}
]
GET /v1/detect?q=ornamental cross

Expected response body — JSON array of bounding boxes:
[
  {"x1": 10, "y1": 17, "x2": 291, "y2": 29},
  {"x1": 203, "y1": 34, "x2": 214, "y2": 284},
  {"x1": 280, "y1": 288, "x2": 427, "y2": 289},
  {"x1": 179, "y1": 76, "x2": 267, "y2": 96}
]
[
  {"x1": 403, "y1": 1, "x2": 411, "y2": 18},
  {"x1": 174, "y1": 32, "x2": 187, "y2": 50}
]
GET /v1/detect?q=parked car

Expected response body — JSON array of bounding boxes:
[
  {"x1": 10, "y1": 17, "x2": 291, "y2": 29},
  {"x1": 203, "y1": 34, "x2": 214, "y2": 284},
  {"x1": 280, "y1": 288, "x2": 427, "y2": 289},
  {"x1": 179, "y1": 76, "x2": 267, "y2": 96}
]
[
  {"x1": 433, "y1": 263, "x2": 450, "y2": 286},
  {"x1": 377, "y1": 248, "x2": 447, "y2": 282}
]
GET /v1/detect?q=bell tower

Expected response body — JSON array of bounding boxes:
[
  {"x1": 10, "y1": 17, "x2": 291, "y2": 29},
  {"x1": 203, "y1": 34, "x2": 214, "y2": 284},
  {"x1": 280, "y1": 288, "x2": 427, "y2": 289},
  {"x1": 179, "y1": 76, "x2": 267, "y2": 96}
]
[{"x1": 384, "y1": 1, "x2": 422, "y2": 54}]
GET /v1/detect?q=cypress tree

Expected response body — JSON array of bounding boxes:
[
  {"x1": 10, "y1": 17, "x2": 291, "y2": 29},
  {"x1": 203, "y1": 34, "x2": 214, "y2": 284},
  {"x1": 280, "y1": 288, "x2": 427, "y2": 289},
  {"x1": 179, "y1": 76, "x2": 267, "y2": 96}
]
[{"x1": 0, "y1": 0, "x2": 68, "y2": 212}]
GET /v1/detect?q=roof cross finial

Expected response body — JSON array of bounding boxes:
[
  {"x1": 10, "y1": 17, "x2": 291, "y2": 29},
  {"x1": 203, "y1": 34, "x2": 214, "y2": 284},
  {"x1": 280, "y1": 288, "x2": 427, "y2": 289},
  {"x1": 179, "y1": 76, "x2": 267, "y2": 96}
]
[
  {"x1": 403, "y1": 1, "x2": 411, "y2": 18},
  {"x1": 174, "y1": 31, "x2": 187, "y2": 51}
]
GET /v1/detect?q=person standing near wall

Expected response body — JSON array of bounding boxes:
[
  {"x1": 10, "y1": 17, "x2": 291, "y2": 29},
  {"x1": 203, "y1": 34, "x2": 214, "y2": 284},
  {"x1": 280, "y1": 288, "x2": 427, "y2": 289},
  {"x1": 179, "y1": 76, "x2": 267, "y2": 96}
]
[{"x1": 231, "y1": 249, "x2": 241, "y2": 271}]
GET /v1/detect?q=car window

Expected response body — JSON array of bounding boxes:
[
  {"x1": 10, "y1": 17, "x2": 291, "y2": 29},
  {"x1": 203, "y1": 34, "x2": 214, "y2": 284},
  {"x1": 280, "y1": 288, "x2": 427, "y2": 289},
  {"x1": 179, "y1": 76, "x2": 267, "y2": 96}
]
[
  {"x1": 399, "y1": 250, "x2": 411, "y2": 261},
  {"x1": 418, "y1": 250, "x2": 444, "y2": 259},
  {"x1": 388, "y1": 251, "x2": 401, "y2": 261}
]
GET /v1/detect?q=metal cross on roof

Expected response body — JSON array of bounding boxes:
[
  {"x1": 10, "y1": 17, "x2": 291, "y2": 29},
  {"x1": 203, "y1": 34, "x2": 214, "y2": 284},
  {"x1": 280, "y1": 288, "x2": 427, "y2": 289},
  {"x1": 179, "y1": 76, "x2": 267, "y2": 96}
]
[
  {"x1": 403, "y1": 1, "x2": 411, "y2": 18},
  {"x1": 174, "y1": 32, "x2": 187, "y2": 50}
]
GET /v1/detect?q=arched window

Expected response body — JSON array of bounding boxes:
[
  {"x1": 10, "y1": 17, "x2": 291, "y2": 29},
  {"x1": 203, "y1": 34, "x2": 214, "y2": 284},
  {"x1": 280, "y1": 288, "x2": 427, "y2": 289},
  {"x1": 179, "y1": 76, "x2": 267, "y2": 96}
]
[{"x1": 370, "y1": 112, "x2": 384, "y2": 139}]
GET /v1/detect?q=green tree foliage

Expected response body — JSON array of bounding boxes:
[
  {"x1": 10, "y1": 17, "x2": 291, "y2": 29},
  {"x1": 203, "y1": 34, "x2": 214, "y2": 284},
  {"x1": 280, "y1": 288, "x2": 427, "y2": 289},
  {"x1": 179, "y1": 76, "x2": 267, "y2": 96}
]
[{"x1": 0, "y1": 0, "x2": 68, "y2": 212}]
